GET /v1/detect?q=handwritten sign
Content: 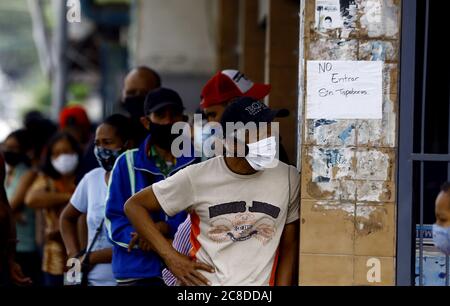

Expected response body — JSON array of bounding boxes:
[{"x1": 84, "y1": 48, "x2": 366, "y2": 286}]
[{"x1": 306, "y1": 61, "x2": 383, "y2": 119}]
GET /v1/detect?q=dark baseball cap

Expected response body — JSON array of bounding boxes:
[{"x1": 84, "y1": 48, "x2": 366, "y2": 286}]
[
  {"x1": 220, "y1": 97, "x2": 289, "y2": 132},
  {"x1": 144, "y1": 88, "x2": 185, "y2": 115}
]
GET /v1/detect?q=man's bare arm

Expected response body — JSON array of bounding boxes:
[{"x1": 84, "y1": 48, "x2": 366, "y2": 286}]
[
  {"x1": 25, "y1": 188, "x2": 72, "y2": 209},
  {"x1": 275, "y1": 221, "x2": 299, "y2": 286},
  {"x1": 124, "y1": 186, "x2": 214, "y2": 286}
]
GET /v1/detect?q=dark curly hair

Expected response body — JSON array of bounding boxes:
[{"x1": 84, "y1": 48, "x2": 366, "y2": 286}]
[{"x1": 102, "y1": 114, "x2": 132, "y2": 143}]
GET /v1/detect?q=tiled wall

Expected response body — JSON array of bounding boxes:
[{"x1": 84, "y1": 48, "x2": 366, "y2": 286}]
[
  {"x1": 299, "y1": 0, "x2": 401, "y2": 286},
  {"x1": 216, "y1": 0, "x2": 239, "y2": 71}
]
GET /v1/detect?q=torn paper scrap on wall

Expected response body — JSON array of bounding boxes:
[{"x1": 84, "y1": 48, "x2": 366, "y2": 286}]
[
  {"x1": 310, "y1": 147, "x2": 355, "y2": 182},
  {"x1": 309, "y1": 39, "x2": 358, "y2": 60},
  {"x1": 359, "y1": 0, "x2": 399, "y2": 38},
  {"x1": 315, "y1": 0, "x2": 358, "y2": 32}
]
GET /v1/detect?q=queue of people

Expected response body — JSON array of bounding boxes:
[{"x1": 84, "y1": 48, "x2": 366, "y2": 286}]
[{"x1": 1, "y1": 67, "x2": 301, "y2": 287}]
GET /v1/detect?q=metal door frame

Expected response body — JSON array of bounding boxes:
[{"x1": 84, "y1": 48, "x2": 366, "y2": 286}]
[
  {"x1": 396, "y1": 0, "x2": 450, "y2": 286},
  {"x1": 396, "y1": 0, "x2": 417, "y2": 286}
]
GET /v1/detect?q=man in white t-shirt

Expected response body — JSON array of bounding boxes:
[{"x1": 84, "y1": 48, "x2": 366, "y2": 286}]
[{"x1": 124, "y1": 97, "x2": 300, "y2": 286}]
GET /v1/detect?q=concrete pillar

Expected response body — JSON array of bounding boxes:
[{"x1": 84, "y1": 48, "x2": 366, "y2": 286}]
[
  {"x1": 239, "y1": 0, "x2": 266, "y2": 83},
  {"x1": 298, "y1": 0, "x2": 401, "y2": 286},
  {"x1": 216, "y1": 0, "x2": 240, "y2": 71},
  {"x1": 51, "y1": 0, "x2": 68, "y2": 120},
  {"x1": 265, "y1": 0, "x2": 300, "y2": 165}
]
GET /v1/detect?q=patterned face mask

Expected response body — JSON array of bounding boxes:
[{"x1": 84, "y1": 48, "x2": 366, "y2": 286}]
[{"x1": 94, "y1": 146, "x2": 124, "y2": 172}]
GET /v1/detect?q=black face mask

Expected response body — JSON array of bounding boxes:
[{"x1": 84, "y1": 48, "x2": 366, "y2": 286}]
[
  {"x1": 3, "y1": 151, "x2": 29, "y2": 167},
  {"x1": 148, "y1": 122, "x2": 180, "y2": 151},
  {"x1": 122, "y1": 95, "x2": 147, "y2": 119}
]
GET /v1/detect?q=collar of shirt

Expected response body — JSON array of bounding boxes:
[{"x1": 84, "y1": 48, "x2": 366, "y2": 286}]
[{"x1": 148, "y1": 145, "x2": 176, "y2": 177}]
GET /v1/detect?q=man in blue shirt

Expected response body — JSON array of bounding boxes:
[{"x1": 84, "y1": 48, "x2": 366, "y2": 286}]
[{"x1": 105, "y1": 88, "x2": 198, "y2": 286}]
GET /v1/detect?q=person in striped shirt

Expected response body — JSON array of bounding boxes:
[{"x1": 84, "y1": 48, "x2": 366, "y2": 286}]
[{"x1": 162, "y1": 215, "x2": 192, "y2": 286}]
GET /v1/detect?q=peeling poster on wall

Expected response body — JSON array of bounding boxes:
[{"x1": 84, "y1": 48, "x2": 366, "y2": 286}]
[
  {"x1": 315, "y1": 0, "x2": 358, "y2": 31},
  {"x1": 306, "y1": 61, "x2": 383, "y2": 120}
]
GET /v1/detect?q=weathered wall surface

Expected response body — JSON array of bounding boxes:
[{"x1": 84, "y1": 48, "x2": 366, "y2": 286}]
[{"x1": 299, "y1": 0, "x2": 401, "y2": 285}]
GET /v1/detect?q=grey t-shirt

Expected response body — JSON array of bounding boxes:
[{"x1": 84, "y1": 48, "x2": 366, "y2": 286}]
[{"x1": 153, "y1": 156, "x2": 300, "y2": 286}]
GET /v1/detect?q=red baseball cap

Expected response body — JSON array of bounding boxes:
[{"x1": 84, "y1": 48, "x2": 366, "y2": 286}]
[
  {"x1": 59, "y1": 105, "x2": 91, "y2": 130},
  {"x1": 200, "y1": 70, "x2": 271, "y2": 109}
]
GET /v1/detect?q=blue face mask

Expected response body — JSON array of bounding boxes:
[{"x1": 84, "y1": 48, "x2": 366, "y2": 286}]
[
  {"x1": 432, "y1": 224, "x2": 450, "y2": 255},
  {"x1": 94, "y1": 146, "x2": 124, "y2": 172}
]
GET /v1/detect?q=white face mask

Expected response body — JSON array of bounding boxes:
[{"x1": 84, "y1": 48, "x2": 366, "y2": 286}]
[
  {"x1": 52, "y1": 154, "x2": 79, "y2": 175},
  {"x1": 433, "y1": 224, "x2": 450, "y2": 255},
  {"x1": 245, "y1": 136, "x2": 279, "y2": 171}
]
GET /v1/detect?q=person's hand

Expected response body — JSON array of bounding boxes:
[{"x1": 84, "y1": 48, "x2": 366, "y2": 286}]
[
  {"x1": 165, "y1": 251, "x2": 215, "y2": 286},
  {"x1": 64, "y1": 252, "x2": 88, "y2": 275},
  {"x1": 128, "y1": 222, "x2": 168, "y2": 252},
  {"x1": 67, "y1": 248, "x2": 83, "y2": 261},
  {"x1": 9, "y1": 261, "x2": 32, "y2": 286},
  {"x1": 78, "y1": 253, "x2": 87, "y2": 264},
  {"x1": 128, "y1": 232, "x2": 154, "y2": 252},
  {"x1": 128, "y1": 232, "x2": 138, "y2": 252}
]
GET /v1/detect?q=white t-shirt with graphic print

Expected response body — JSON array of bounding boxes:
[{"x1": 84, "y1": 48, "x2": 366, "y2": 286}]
[{"x1": 152, "y1": 156, "x2": 300, "y2": 286}]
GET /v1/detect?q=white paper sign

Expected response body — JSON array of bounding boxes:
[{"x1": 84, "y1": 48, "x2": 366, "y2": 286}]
[{"x1": 306, "y1": 61, "x2": 383, "y2": 119}]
